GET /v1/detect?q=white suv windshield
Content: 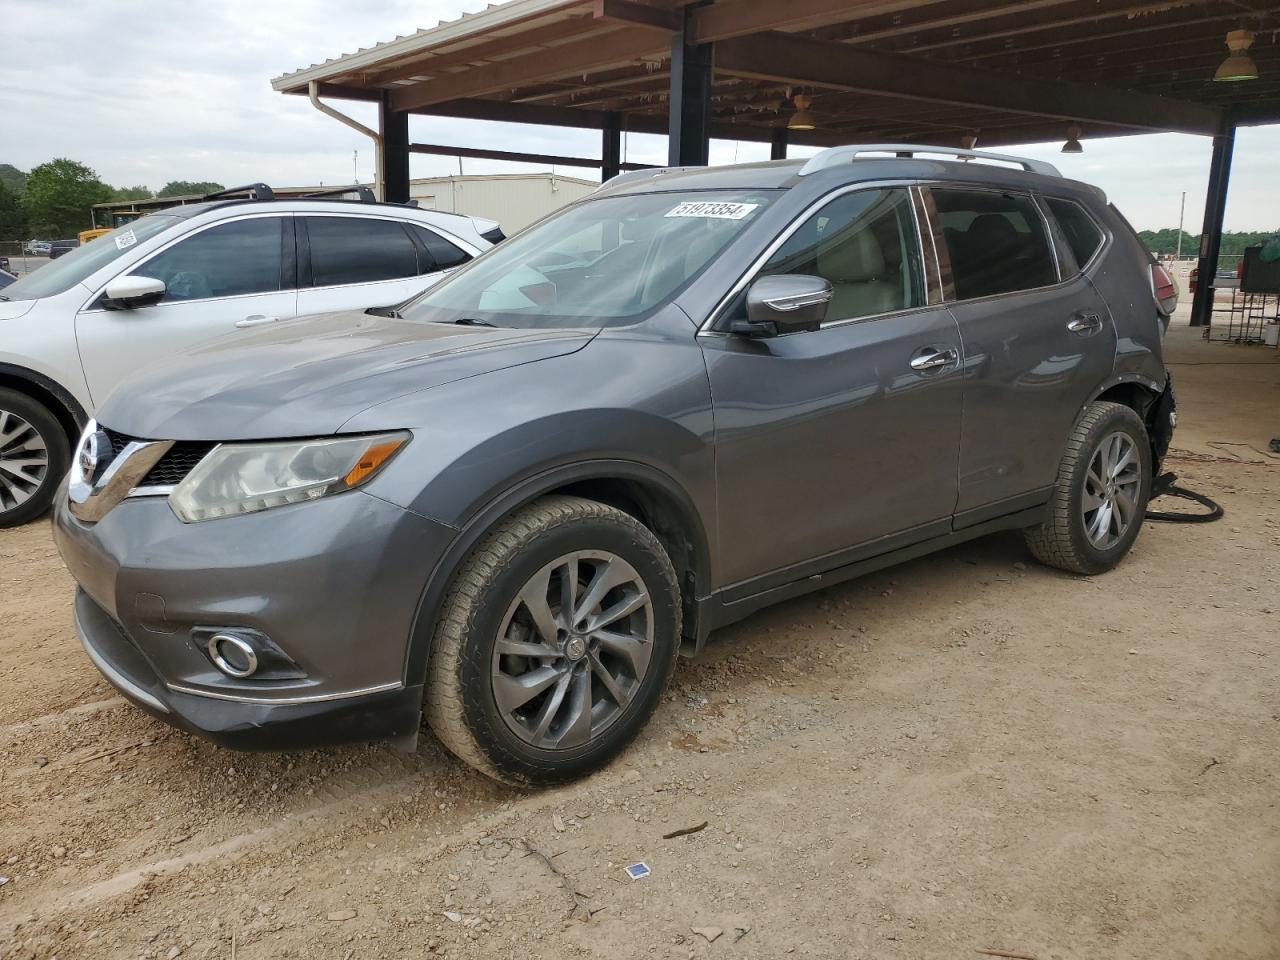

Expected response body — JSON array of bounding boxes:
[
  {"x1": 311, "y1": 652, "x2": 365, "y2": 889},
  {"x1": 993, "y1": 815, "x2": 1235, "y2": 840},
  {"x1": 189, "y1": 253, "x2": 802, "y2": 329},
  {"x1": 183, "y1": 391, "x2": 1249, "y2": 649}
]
[
  {"x1": 401, "y1": 190, "x2": 775, "y2": 328},
  {"x1": 0, "y1": 216, "x2": 180, "y2": 302}
]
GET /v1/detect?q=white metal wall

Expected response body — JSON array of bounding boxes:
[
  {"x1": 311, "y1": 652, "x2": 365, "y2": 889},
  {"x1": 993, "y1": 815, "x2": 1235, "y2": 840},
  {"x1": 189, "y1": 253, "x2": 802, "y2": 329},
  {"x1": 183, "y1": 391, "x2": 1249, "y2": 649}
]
[{"x1": 409, "y1": 173, "x2": 596, "y2": 232}]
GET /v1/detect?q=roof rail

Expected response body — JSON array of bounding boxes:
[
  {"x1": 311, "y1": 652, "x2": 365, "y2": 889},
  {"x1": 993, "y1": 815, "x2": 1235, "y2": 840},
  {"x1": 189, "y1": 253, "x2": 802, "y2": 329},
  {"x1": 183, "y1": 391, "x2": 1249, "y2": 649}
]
[
  {"x1": 299, "y1": 184, "x2": 377, "y2": 203},
  {"x1": 202, "y1": 183, "x2": 277, "y2": 201},
  {"x1": 798, "y1": 144, "x2": 1060, "y2": 178}
]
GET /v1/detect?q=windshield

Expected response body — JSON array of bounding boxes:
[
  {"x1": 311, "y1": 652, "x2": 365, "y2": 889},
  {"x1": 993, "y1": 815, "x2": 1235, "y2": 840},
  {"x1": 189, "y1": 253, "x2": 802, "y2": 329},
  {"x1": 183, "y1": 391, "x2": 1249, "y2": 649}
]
[
  {"x1": 0, "y1": 215, "x2": 180, "y2": 302},
  {"x1": 400, "y1": 190, "x2": 776, "y2": 328}
]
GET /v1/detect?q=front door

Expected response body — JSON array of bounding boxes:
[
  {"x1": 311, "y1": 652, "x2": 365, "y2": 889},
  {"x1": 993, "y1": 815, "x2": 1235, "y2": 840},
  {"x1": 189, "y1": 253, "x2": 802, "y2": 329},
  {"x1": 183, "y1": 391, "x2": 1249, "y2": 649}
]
[
  {"x1": 925, "y1": 186, "x2": 1119, "y2": 514},
  {"x1": 701, "y1": 186, "x2": 964, "y2": 589},
  {"x1": 76, "y1": 215, "x2": 297, "y2": 406}
]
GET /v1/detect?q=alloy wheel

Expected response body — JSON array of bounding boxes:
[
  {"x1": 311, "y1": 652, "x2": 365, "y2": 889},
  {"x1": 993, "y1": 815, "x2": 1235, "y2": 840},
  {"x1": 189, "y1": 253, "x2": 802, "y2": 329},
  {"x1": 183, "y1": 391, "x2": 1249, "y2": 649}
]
[
  {"x1": 1082, "y1": 431, "x2": 1141, "y2": 550},
  {"x1": 492, "y1": 550, "x2": 654, "y2": 751},
  {"x1": 0, "y1": 409, "x2": 50, "y2": 513}
]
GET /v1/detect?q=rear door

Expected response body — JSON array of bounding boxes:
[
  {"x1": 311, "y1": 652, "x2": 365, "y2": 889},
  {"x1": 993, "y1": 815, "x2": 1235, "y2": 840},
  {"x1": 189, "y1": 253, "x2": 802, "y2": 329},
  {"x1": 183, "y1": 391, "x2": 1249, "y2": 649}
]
[
  {"x1": 295, "y1": 215, "x2": 471, "y2": 316},
  {"x1": 702, "y1": 186, "x2": 964, "y2": 588},
  {"x1": 924, "y1": 186, "x2": 1117, "y2": 518},
  {"x1": 76, "y1": 214, "x2": 297, "y2": 405}
]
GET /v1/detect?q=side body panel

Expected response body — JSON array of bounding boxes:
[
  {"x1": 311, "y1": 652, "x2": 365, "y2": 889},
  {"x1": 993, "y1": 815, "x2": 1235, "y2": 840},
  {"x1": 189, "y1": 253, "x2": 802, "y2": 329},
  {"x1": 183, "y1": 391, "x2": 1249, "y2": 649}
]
[
  {"x1": 947, "y1": 275, "x2": 1116, "y2": 511},
  {"x1": 699, "y1": 304, "x2": 964, "y2": 586}
]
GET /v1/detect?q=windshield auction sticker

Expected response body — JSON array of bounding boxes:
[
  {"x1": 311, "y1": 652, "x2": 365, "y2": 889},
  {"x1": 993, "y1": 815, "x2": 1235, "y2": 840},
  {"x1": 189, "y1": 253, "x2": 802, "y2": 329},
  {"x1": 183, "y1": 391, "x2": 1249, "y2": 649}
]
[
  {"x1": 665, "y1": 201, "x2": 759, "y2": 220},
  {"x1": 114, "y1": 229, "x2": 138, "y2": 251}
]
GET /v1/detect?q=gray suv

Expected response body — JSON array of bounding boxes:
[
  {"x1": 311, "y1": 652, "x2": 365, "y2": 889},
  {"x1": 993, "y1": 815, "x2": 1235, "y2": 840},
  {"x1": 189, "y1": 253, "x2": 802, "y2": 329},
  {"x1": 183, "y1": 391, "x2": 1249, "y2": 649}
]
[{"x1": 53, "y1": 145, "x2": 1178, "y2": 785}]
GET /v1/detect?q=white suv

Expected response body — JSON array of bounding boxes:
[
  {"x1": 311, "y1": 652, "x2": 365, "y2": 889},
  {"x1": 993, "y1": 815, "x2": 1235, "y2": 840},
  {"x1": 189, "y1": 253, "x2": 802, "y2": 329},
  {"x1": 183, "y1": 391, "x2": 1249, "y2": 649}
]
[{"x1": 0, "y1": 186, "x2": 499, "y2": 526}]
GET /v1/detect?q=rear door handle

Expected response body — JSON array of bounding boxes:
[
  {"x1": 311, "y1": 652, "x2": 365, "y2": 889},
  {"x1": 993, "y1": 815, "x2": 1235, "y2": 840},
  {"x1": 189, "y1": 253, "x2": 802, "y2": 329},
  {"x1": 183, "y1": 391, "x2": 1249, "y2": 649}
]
[
  {"x1": 1067, "y1": 313, "x2": 1104, "y2": 335},
  {"x1": 910, "y1": 346, "x2": 958, "y2": 372},
  {"x1": 235, "y1": 314, "x2": 280, "y2": 328}
]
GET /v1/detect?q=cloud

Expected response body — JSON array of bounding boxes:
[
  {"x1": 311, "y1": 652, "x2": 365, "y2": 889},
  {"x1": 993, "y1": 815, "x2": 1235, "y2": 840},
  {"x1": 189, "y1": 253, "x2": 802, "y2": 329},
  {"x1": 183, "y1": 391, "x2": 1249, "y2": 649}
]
[{"x1": 2, "y1": 0, "x2": 1276, "y2": 230}]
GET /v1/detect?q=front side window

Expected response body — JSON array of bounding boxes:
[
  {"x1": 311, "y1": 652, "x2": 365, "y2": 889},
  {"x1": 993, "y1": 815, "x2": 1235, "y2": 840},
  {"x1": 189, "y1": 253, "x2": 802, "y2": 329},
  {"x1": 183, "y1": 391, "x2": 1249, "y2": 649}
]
[
  {"x1": 307, "y1": 216, "x2": 418, "y2": 286},
  {"x1": 932, "y1": 189, "x2": 1057, "y2": 300},
  {"x1": 132, "y1": 217, "x2": 284, "y2": 302},
  {"x1": 1044, "y1": 197, "x2": 1105, "y2": 272},
  {"x1": 756, "y1": 187, "x2": 923, "y2": 322},
  {"x1": 400, "y1": 190, "x2": 775, "y2": 329}
]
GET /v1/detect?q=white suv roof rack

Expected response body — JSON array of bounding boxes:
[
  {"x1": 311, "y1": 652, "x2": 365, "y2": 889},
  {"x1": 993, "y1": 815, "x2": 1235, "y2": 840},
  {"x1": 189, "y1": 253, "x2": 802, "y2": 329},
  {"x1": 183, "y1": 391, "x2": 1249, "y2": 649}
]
[{"x1": 798, "y1": 144, "x2": 1060, "y2": 178}]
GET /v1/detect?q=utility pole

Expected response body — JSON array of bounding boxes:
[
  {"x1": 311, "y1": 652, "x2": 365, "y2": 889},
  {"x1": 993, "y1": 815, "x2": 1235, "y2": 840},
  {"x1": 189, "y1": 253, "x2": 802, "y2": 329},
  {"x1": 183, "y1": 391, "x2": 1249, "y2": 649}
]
[
  {"x1": 1175, "y1": 191, "x2": 1186, "y2": 260},
  {"x1": 353, "y1": 150, "x2": 358, "y2": 185}
]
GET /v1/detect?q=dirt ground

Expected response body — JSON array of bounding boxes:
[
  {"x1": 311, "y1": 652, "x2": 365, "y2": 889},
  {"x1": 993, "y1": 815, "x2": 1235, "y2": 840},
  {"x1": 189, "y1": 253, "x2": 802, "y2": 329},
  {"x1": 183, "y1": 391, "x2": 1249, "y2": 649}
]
[{"x1": 2, "y1": 312, "x2": 1278, "y2": 960}]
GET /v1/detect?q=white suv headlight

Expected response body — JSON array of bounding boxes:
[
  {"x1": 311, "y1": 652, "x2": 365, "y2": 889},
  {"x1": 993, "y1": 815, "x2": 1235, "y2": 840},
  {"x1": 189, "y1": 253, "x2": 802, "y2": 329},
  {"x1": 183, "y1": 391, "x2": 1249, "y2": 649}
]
[{"x1": 169, "y1": 432, "x2": 409, "y2": 523}]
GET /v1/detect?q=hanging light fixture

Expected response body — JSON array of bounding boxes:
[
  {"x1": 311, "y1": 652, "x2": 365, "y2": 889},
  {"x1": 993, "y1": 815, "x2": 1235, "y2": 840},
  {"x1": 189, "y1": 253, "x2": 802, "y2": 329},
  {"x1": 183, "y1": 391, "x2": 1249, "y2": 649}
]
[
  {"x1": 960, "y1": 131, "x2": 980, "y2": 149},
  {"x1": 1213, "y1": 29, "x2": 1259, "y2": 82},
  {"x1": 1061, "y1": 126, "x2": 1084, "y2": 153},
  {"x1": 788, "y1": 94, "x2": 816, "y2": 131}
]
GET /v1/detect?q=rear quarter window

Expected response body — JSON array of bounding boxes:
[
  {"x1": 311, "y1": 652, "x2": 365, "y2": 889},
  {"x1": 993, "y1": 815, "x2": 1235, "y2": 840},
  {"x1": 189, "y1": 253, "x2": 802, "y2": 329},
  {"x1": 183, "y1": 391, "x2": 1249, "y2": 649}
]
[{"x1": 1044, "y1": 197, "x2": 1106, "y2": 271}]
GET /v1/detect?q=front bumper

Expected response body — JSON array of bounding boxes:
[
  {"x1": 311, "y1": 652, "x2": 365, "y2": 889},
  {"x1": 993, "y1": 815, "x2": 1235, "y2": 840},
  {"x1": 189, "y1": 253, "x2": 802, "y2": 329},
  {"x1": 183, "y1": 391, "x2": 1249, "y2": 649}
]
[{"x1": 53, "y1": 484, "x2": 455, "y2": 749}]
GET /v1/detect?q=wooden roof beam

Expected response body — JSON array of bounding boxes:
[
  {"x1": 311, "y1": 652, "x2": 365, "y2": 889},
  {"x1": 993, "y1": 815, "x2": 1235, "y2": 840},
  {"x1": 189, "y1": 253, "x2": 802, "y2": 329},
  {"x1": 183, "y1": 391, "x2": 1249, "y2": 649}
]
[
  {"x1": 388, "y1": 27, "x2": 668, "y2": 112},
  {"x1": 714, "y1": 31, "x2": 1223, "y2": 135}
]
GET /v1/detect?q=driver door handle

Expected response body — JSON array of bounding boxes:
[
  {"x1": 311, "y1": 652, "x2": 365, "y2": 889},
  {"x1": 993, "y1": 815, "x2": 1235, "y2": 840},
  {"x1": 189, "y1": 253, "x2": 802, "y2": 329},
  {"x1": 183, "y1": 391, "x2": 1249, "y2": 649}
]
[
  {"x1": 910, "y1": 346, "x2": 958, "y2": 372},
  {"x1": 236, "y1": 314, "x2": 280, "y2": 328},
  {"x1": 1067, "y1": 312, "x2": 1104, "y2": 335}
]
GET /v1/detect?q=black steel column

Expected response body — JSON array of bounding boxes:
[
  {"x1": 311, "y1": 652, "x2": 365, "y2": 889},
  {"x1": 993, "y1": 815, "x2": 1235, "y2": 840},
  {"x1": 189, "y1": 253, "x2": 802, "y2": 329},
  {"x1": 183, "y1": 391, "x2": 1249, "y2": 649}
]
[
  {"x1": 770, "y1": 127, "x2": 788, "y2": 160},
  {"x1": 380, "y1": 92, "x2": 410, "y2": 204},
  {"x1": 1189, "y1": 121, "x2": 1235, "y2": 328},
  {"x1": 668, "y1": 5, "x2": 712, "y2": 167},
  {"x1": 601, "y1": 112, "x2": 622, "y2": 182}
]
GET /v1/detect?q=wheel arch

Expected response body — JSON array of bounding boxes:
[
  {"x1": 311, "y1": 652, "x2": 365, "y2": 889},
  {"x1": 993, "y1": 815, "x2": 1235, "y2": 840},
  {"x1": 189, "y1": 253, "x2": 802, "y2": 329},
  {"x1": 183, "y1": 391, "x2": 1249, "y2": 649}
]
[
  {"x1": 1090, "y1": 373, "x2": 1174, "y2": 468},
  {"x1": 403, "y1": 459, "x2": 712, "y2": 688},
  {"x1": 0, "y1": 362, "x2": 88, "y2": 445}
]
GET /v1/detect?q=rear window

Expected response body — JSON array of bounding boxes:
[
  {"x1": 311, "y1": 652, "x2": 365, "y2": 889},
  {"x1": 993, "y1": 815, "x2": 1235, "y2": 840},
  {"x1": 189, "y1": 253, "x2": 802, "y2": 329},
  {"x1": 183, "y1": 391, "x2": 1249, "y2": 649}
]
[
  {"x1": 932, "y1": 188, "x2": 1058, "y2": 300},
  {"x1": 307, "y1": 216, "x2": 418, "y2": 286},
  {"x1": 1044, "y1": 197, "x2": 1105, "y2": 271}
]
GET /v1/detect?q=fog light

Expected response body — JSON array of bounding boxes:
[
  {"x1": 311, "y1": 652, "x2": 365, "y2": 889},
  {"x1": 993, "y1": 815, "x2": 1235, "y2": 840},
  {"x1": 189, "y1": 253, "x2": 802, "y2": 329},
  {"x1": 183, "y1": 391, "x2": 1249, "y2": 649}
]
[{"x1": 207, "y1": 633, "x2": 259, "y2": 678}]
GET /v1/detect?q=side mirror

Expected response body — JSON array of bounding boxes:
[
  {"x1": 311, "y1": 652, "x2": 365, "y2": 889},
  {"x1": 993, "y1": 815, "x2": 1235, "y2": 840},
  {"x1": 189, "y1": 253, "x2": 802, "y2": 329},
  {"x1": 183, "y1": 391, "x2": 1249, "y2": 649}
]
[
  {"x1": 731, "y1": 274, "x2": 832, "y2": 337},
  {"x1": 103, "y1": 275, "x2": 166, "y2": 310}
]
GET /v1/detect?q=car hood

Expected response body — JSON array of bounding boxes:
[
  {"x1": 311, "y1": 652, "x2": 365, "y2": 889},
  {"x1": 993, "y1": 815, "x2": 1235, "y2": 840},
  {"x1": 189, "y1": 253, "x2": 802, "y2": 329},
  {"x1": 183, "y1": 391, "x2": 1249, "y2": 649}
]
[
  {"x1": 0, "y1": 298, "x2": 36, "y2": 321},
  {"x1": 96, "y1": 309, "x2": 595, "y2": 440}
]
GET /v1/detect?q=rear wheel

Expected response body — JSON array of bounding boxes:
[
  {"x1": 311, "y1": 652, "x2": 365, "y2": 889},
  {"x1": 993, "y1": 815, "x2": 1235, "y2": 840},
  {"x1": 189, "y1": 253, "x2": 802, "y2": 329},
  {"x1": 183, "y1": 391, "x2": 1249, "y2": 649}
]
[
  {"x1": 1024, "y1": 400, "x2": 1151, "y2": 575},
  {"x1": 425, "y1": 495, "x2": 681, "y2": 785},
  {"x1": 0, "y1": 388, "x2": 69, "y2": 528}
]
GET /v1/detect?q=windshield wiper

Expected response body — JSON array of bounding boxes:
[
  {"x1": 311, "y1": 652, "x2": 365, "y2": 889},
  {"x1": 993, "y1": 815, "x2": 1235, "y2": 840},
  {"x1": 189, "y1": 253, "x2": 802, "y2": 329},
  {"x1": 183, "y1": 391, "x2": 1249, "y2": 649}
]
[{"x1": 455, "y1": 317, "x2": 498, "y2": 327}]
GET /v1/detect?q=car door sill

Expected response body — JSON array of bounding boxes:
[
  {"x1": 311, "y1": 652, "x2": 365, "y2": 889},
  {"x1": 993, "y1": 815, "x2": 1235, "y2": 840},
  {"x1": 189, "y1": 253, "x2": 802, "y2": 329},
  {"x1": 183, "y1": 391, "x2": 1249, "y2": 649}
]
[{"x1": 700, "y1": 500, "x2": 1049, "y2": 642}]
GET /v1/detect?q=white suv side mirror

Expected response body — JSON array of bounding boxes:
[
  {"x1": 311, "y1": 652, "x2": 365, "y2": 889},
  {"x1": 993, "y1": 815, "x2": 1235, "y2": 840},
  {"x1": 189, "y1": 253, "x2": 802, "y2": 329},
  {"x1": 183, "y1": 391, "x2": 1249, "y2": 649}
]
[{"x1": 103, "y1": 275, "x2": 166, "y2": 309}]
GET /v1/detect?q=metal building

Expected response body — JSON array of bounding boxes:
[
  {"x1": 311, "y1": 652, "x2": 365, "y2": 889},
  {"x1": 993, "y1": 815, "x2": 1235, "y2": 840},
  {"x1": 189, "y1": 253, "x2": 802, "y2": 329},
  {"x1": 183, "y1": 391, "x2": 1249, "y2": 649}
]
[{"x1": 409, "y1": 173, "x2": 597, "y2": 230}]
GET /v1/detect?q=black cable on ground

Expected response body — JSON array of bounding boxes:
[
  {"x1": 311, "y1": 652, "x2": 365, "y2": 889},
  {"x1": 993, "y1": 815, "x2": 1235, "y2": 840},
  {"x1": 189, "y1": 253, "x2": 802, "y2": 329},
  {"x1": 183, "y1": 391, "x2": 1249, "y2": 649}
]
[{"x1": 1145, "y1": 472, "x2": 1225, "y2": 523}]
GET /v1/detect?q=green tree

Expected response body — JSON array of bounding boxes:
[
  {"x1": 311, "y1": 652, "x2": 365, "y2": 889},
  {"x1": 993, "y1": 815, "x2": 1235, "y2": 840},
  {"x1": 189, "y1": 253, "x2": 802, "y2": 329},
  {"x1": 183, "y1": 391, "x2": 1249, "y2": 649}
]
[
  {"x1": 110, "y1": 184, "x2": 152, "y2": 201},
  {"x1": 157, "y1": 180, "x2": 224, "y2": 198},
  {"x1": 0, "y1": 163, "x2": 26, "y2": 195},
  {"x1": 22, "y1": 158, "x2": 112, "y2": 237},
  {"x1": 0, "y1": 181, "x2": 28, "y2": 241}
]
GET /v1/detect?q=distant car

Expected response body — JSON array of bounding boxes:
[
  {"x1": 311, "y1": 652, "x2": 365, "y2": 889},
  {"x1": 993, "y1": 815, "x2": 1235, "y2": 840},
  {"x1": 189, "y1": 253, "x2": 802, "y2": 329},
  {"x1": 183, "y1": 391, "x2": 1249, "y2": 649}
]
[
  {"x1": 1189, "y1": 260, "x2": 1242, "y2": 293},
  {"x1": 25, "y1": 241, "x2": 51, "y2": 256},
  {"x1": 0, "y1": 268, "x2": 15, "y2": 289},
  {"x1": 0, "y1": 185, "x2": 498, "y2": 526},
  {"x1": 49, "y1": 239, "x2": 80, "y2": 259}
]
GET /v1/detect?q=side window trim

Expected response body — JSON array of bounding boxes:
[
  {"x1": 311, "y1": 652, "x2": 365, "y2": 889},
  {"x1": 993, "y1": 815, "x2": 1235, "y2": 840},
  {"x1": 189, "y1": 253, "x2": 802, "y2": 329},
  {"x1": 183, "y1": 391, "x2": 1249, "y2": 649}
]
[
  {"x1": 921, "y1": 182, "x2": 1065, "y2": 305},
  {"x1": 702, "y1": 180, "x2": 933, "y2": 334},
  {"x1": 84, "y1": 212, "x2": 291, "y2": 311}
]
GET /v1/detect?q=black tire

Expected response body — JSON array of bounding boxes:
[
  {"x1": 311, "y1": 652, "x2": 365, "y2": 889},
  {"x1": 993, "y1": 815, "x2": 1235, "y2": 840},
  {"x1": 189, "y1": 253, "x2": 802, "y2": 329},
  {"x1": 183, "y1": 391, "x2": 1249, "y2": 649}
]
[
  {"x1": 0, "y1": 388, "x2": 70, "y2": 529},
  {"x1": 425, "y1": 495, "x2": 681, "y2": 785},
  {"x1": 1024, "y1": 400, "x2": 1152, "y2": 575}
]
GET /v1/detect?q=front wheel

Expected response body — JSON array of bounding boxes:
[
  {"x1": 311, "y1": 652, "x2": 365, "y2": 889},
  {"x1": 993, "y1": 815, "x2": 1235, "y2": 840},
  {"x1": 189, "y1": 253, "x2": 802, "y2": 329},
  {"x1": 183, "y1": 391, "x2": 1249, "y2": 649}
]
[
  {"x1": 425, "y1": 495, "x2": 681, "y2": 785},
  {"x1": 1024, "y1": 400, "x2": 1152, "y2": 575},
  {"x1": 0, "y1": 388, "x2": 70, "y2": 528}
]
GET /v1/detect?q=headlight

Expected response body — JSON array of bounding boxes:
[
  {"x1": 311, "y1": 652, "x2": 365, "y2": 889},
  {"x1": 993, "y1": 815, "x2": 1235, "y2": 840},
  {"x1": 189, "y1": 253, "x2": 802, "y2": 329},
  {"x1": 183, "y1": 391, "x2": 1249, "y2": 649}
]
[{"x1": 169, "y1": 432, "x2": 409, "y2": 523}]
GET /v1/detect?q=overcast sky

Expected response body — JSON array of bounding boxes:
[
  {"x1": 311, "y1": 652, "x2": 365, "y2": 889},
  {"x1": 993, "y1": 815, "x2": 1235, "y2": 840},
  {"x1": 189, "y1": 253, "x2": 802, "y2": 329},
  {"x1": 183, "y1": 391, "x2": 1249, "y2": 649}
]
[{"x1": 3, "y1": 0, "x2": 1277, "y2": 232}]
